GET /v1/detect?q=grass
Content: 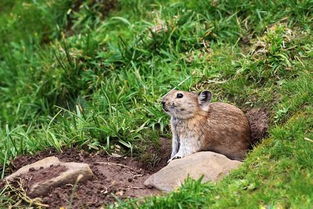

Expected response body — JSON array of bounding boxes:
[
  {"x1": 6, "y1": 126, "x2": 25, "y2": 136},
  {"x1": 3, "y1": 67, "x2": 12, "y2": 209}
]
[{"x1": 0, "y1": 0, "x2": 313, "y2": 208}]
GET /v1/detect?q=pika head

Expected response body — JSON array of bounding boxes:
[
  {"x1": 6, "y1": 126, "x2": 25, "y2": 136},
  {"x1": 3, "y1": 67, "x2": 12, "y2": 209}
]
[{"x1": 161, "y1": 90, "x2": 212, "y2": 119}]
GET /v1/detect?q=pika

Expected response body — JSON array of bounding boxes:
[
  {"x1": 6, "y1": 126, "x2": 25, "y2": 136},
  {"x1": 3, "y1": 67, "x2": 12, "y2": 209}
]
[{"x1": 162, "y1": 90, "x2": 251, "y2": 162}]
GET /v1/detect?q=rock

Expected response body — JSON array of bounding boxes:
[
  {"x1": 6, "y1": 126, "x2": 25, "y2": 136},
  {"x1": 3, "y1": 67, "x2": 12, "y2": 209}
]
[
  {"x1": 6, "y1": 156, "x2": 61, "y2": 180},
  {"x1": 29, "y1": 162, "x2": 93, "y2": 197},
  {"x1": 110, "y1": 153, "x2": 122, "y2": 158},
  {"x1": 5, "y1": 156, "x2": 93, "y2": 197},
  {"x1": 144, "y1": 151, "x2": 242, "y2": 192}
]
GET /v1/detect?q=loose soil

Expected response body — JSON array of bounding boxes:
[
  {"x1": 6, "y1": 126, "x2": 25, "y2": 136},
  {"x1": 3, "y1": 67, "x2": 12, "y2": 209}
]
[{"x1": 3, "y1": 140, "x2": 171, "y2": 209}]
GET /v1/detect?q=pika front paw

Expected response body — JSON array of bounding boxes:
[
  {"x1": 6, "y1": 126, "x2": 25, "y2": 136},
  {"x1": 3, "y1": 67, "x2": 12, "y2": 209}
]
[
  {"x1": 167, "y1": 154, "x2": 183, "y2": 163},
  {"x1": 172, "y1": 155, "x2": 182, "y2": 160}
]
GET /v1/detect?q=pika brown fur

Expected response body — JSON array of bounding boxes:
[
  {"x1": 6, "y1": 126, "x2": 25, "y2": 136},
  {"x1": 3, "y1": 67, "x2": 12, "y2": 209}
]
[{"x1": 162, "y1": 90, "x2": 251, "y2": 162}]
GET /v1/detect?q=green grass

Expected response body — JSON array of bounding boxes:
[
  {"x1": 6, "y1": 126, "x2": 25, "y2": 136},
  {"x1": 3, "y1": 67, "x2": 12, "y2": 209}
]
[{"x1": 0, "y1": 0, "x2": 313, "y2": 208}]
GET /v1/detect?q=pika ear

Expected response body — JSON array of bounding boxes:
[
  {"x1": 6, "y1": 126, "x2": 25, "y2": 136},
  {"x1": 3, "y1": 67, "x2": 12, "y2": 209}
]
[{"x1": 198, "y1": 91, "x2": 212, "y2": 107}]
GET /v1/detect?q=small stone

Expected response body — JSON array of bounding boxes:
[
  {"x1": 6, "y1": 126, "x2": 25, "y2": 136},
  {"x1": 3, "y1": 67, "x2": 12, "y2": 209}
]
[
  {"x1": 6, "y1": 156, "x2": 60, "y2": 180},
  {"x1": 5, "y1": 156, "x2": 93, "y2": 197},
  {"x1": 111, "y1": 153, "x2": 122, "y2": 158},
  {"x1": 29, "y1": 162, "x2": 93, "y2": 197},
  {"x1": 144, "y1": 151, "x2": 242, "y2": 192},
  {"x1": 116, "y1": 190, "x2": 124, "y2": 196}
]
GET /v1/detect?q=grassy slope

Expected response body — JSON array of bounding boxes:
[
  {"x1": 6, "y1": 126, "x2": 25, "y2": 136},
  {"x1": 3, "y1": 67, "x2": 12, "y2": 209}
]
[{"x1": 0, "y1": 0, "x2": 313, "y2": 208}]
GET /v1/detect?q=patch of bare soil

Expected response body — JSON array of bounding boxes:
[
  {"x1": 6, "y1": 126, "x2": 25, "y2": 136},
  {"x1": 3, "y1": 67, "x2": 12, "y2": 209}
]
[{"x1": 4, "y1": 147, "x2": 164, "y2": 209}]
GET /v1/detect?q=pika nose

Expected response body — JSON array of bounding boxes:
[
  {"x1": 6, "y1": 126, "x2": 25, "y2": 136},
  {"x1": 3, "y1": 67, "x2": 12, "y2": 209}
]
[
  {"x1": 161, "y1": 101, "x2": 166, "y2": 107},
  {"x1": 161, "y1": 101, "x2": 169, "y2": 112}
]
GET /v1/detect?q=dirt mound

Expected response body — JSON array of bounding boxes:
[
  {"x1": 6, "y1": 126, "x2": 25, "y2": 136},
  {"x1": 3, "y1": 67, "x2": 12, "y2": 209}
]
[
  {"x1": 246, "y1": 108, "x2": 269, "y2": 145},
  {"x1": 3, "y1": 148, "x2": 162, "y2": 209}
]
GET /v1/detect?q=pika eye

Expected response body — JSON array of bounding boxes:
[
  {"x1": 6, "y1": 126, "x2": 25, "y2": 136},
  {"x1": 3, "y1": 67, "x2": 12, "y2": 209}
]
[{"x1": 176, "y1": 93, "x2": 183, "y2": 98}]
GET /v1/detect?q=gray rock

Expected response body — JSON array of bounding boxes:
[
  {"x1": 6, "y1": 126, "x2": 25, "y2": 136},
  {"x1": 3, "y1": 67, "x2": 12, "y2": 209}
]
[
  {"x1": 30, "y1": 162, "x2": 93, "y2": 197},
  {"x1": 6, "y1": 156, "x2": 61, "y2": 180},
  {"x1": 5, "y1": 156, "x2": 93, "y2": 197},
  {"x1": 144, "y1": 151, "x2": 242, "y2": 192}
]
